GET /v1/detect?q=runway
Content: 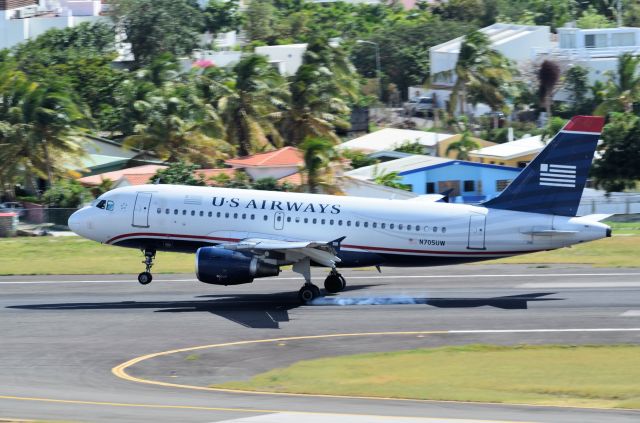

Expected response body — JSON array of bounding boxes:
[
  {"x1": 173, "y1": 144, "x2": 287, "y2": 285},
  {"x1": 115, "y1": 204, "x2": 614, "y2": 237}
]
[{"x1": 1, "y1": 264, "x2": 639, "y2": 423}]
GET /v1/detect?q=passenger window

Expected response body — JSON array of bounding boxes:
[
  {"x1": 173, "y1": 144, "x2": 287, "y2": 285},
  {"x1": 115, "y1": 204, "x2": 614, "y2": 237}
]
[
  {"x1": 390, "y1": 224, "x2": 395, "y2": 230},
  {"x1": 407, "y1": 224, "x2": 412, "y2": 231},
  {"x1": 355, "y1": 221, "x2": 360, "y2": 227},
  {"x1": 217, "y1": 212, "x2": 221, "y2": 218},
  {"x1": 321, "y1": 219, "x2": 326, "y2": 225},
  {"x1": 416, "y1": 225, "x2": 420, "y2": 231},
  {"x1": 347, "y1": 221, "x2": 351, "y2": 227},
  {"x1": 157, "y1": 208, "x2": 161, "y2": 214},
  {"x1": 338, "y1": 220, "x2": 343, "y2": 226},
  {"x1": 295, "y1": 217, "x2": 300, "y2": 223},
  {"x1": 330, "y1": 219, "x2": 334, "y2": 225},
  {"x1": 313, "y1": 218, "x2": 317, "y2": 224},
  {"x1": 287, "y1": 216, "x2": 292, "y2": 222},
  {"x1": 381, "y1": 223, "x2": 386, "y2": 229},
  {"x1": 304, "y1": 218, "x2": 308, "y2": 223},
  {"x1": 364, "y1": 222, "x2": 368, "y2": 228},
  {"x1": 433, "y1": 226, "x2": 438, "y2": 232},
  {"x1": 263, "y1": 215, "x2": 268, "y2": 221},
  {"x1": 106, "y1": 201, "x2": 114, "y2": 211},
  {"x1": 372, "y1": 222, "x2": 377, "y2": 228},
  {"x1": 165, "y1": 209, "x2": 170, "y2": 214},
  {"x1": 208, "y1": 211, "x2": 212, "y2": 217},
  {"x1": 182, "y1": 210, "x2": 187, "y2": 216},
  {"x1": 174, "y1": 209, "x2": 178, "y2": 215},
  {"x1": 233, "y1": 213, "x2": 238, "y2": 219},
  {"x1": 398, "y1": 224, "x2": 403, "y2": 230},
  {"x1": 199, "y1": 211, "x2": 204, "y2": 217},
  {"x1": 251, "y1": 214, "x2": 255, "y2": 220},
  {"x1": 242, "y1": 213, "x2": 246, "y2": 219},
  {"x1": 191, "y1": 210, "x2": 195, "y2": 216},
  {"x1": 225, "y1": 212, "x2": 229, "y2": 218},
  {"x1": 442, "y1": 227, "x2": 446, "y2": 233}
]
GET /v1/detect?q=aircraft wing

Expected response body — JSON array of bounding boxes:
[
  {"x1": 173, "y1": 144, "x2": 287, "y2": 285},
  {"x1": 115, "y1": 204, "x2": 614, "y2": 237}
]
[{"x1": 220, "y1": 237, "x2": 344, "y2": 267}]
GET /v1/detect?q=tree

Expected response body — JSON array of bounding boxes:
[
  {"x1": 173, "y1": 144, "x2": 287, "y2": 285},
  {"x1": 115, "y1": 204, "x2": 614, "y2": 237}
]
[
  {"x1": 432, "y1": 30, "x2": 514, "y2": 118},
  {"x1": 595, "y1": 53, "x2": 640, "y2": 115},
  {"x1": 373, "y1": 170, "x2": 411, "y2": 191},
  {"x1": 591, "y1": 112, "x2": 640, "y2": 192},
  {"x1": 204, "y1": 0, "x2": 242, "y2": 36},
  {"x1": 111, "y1": 0, "x2": 204, "y2": 67},
  {"x1": 42, "y1": 179, "x2": 91, "y2": 208},
  {"x1": 538, "y1": 59, "x2": 561, "y2": 120},
  {"x1": 217, "y1": 54, "x2": 288, "y2": 155},
  {"x1": 577, "y1": 6, "x2": 615, "y2": 29},
  {"x1": 150, "y1": 162, "x2": 206, "y2": 186},
  {"x1": 563, "y1": 65, "x2": 590, "y2": 114},
  {"x1": 445, "y1": 132, "x2": 480, "y2": 160},
  {"x1": 280, "y1": 37, "x2": 357, "y2": 145},
  {"x1": 341, "y1": 149, "x2": 378, "y2": 169},
  {"x1": 300, "y1": 137, "x2": 341, "y2": 194},
  {"x1": 244, "y1": 0, "x2": 277, "y2": 44}
]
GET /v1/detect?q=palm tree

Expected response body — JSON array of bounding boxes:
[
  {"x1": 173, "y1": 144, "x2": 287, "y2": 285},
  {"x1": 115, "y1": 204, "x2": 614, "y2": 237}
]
[
  {"x1": 124, "y1": 81, "x2": 234, "y2": 166},
  {"x1": 445, "y1": 131, "x2": 480, "y2": 160},
  {"x1": 217, "y1": 54, "x2": 289, "y2": 156},
  {"x1": 538, "y1": 59, "x2": 561, "y2": 120},
  {"x1": 595, "y1": 53, "x2": 640, "y2": 115},
  {"x1": 300, "y1": 136, "x2": 342, "y2": 194},
  {"x1": 431, "y1": 30, "x2": 514, "y2": 119}
]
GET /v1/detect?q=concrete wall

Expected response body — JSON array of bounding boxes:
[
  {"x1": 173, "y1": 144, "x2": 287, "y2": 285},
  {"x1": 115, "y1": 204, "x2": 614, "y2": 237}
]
[
  {"x1": 243, "y1": 166, "x2": 300, "y2": 181},
  {"x1": 255, "y1": 44, "x2": 307, "y2": 76}
]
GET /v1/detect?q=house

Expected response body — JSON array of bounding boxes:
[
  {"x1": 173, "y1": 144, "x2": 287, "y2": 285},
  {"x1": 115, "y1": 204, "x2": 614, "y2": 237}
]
[
  {"x1": 71, "y1": 136, "x2": 162, "y2": 176},
  {"x1": 533, "y1": 26, "x2": 640, "y2": 100},
  {"x1": 346, "y1": 154, "x2": 521, "y2": 203},
  {"x1": 0, "y1": 0, "x2": 106, "y2": 50},
  {"x1": 77, "y1": 165, "x2": 168, "y2": 188},
  {"x1": 254, "y1": 44, "x2": 308, "y2": 76},
  {"x1": 340, "y1": 175, "x2": 417, "y2": 200},
  {"x1": 423, "y1": 23, "x2": 553, "y2": 111},
  {"x1": 337, "y1": 128, "x2": 452, "y2": 155},
  {"x1": 468, "y1": 135, "x2": 545, "y2": 168},
  {"x1": 224, "y1": 146, "x2": 304, "y2": 182}
]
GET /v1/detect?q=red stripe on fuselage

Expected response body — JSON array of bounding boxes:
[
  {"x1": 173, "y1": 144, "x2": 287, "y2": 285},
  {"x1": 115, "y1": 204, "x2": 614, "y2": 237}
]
[{"x1": 106, "y1": 232, "x2": 542, "y2": 256}]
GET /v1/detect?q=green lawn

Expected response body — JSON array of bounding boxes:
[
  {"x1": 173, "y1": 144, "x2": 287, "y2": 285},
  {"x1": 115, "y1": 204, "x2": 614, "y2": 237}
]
[
  {"x1": 0, "y1": 237, "x2": 194, "y2": 275},
  {"x1": 215, "y1": 344, "x2": 640, "y2": 409}
]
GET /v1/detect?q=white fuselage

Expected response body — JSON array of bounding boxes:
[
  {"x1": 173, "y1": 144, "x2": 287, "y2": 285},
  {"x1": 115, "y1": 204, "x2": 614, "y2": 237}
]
[{"x1": 69, "y1": 184, "x2": 609, "y2": 267}]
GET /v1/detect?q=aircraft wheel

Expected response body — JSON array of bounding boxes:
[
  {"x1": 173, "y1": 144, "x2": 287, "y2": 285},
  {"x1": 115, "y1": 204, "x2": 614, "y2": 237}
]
[
  {"x1": 324, "y1": 274, "x2": 343, "y2": 294},
  {"x1": 298, "y1": 284, "x2": 320, "y2": 304},
  {"x1": 138, "y1": 272, "x2": 153, "y2": 285}
]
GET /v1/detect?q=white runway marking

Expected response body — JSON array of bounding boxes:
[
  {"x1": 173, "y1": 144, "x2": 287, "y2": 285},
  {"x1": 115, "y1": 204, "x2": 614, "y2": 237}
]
[
  {"x1": 621, "y1": 310, "x2": 640, "y2": 317},
  {"x1": 211, "y1": 412, "x2": 519, "y2": 423},
  {"x1": 449, "y1": 328, "x2": 640, "y2": 334},
  {"x1": 2, "y1": 272, "x2": 640, "y2": 285},
  {"x1": 518, "y1": 282, "x2": 640, "y2": 288}
]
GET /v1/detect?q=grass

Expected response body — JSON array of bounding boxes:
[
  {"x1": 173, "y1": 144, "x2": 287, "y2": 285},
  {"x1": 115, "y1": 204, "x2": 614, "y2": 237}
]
[
  {"x1": 0, "y1": 237, "x2": 194, "y2": 275},
  {"x1": 488, "y1": 235, "x2": 639, "y2": 267},
  {"x1": 214, "y1": 344, "x2": 640, "y2": 409}
]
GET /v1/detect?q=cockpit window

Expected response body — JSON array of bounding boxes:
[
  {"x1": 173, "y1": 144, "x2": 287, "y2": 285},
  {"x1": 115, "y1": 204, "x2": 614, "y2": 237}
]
[
  {"x1": 106, "y1": 201, "x2": 115, "y2": 211},
  {"x1": 96, "y1": 200, "x2": 106, "y2": 209}
]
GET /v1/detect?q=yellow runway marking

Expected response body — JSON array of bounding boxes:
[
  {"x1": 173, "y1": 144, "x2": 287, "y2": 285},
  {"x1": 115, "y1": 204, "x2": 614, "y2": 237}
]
[{"x1": 111, "y1": 330, "x2": 640, "y2": 411}]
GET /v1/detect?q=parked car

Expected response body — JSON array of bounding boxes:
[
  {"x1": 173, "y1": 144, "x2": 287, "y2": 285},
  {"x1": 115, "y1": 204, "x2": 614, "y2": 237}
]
[
  {"x1": 0, "y1": 202, "x2": 25, "y2": 217},
  {"x1": 403, "y1": 96, "x2": 434, "y2": 117}
]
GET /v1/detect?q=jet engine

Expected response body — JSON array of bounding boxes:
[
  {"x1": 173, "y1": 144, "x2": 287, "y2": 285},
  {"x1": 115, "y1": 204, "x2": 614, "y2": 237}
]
[{"x1": 195, "y1": 247, "x2": 280, "y2": 285}]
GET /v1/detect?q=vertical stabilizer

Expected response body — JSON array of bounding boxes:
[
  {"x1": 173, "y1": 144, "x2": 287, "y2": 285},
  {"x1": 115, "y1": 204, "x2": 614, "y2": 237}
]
[{"x1": 483, "y1": 116, "x2": 605, "y2": 216}]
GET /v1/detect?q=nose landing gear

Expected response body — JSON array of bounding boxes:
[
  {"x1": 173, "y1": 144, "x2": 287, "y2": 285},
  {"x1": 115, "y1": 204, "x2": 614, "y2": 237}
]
[{"x1": 138, "y1": 249, "x2": 155, "y2": 285}]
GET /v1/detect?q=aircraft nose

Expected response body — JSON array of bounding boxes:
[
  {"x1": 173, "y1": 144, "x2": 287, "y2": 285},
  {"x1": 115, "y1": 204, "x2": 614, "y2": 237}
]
[{"x1": 68, "y1": 208, "x2": 88, "y2": 235}]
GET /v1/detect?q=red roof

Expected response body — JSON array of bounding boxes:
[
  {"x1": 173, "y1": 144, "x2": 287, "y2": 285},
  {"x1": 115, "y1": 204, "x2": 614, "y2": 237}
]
[
  {"x1": 120, "y1": 174, "x2": 156, "y2": 186},
  {"x1": 225, "y1": 147, "x2": 303, "y2": 168},
  {"x1": 0, "y1": 212, "x2": 17, "y2": 217},
  {"x1": 278, "y1": 172, "x2": 303, "y2": 186}
]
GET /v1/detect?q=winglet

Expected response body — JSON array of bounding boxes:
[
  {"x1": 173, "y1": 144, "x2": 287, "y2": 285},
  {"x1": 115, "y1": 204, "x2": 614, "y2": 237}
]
[{"x1": 329, "y1": 236, "x2": 346, "y2": 253}]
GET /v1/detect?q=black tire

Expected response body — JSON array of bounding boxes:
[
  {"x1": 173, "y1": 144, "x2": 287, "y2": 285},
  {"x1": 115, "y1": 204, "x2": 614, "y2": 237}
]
[
  {"x1": 298, "y1": 286, "x2": 316, "y2": 304},
  {"x1": 324, "y1": 274, "x2": 343, "y2": 293},
  {"x1": 138, "y1": 272, "x2": 152, "y2": 285},
  {"x1": 339, "y1": 274, "x2": 347, "y2": 290}
]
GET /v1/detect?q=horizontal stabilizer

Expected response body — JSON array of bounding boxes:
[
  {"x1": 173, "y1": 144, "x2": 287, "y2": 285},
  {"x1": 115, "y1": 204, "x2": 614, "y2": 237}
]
[{"x1": 579, "y1": 213, "x2": 613, "y2": 222}]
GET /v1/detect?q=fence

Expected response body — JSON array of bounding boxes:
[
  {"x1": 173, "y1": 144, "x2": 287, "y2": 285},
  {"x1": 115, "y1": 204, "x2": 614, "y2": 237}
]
[{"x1": 577, "y1": 195, "x2": 640, "y2": 216}]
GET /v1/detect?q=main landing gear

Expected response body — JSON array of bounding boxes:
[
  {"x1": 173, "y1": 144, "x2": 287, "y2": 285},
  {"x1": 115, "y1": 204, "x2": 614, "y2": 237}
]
[
  {"x1": 294, "y1": 258, "x2": 347, "y2": 304},
  {"x1": 138, "y1": 248, "x2": 155, "y2": 285}
]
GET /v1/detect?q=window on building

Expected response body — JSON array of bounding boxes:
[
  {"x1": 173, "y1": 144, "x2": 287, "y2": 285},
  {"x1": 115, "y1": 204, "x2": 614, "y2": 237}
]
[
  {"x1": 496, "y1": 179, "x2": 512, "y2": 192},
  {"x1": 585, "y1": 33, "x2": 607, "y2": 48},
  {"x1": 426, "y1": 182, "x2": 435, "y2": 194},
  {"x1": 463, "y1": 180, "x2": 475, "y2": 192},
  {"x1": 612, "y1": 32, "x2": 635, "y2": 47}
]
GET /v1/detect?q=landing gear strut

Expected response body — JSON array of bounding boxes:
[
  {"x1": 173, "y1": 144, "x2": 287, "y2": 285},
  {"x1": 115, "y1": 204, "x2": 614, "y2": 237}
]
[
  {"x1": 324, "y1": 269, "x2": 346, "y2": 294},
  {"x1": 138, "y1": 248, "x2": 155, "y2": 285},
  {"x1": 293, "y1": 258, "x2": 321, "y2": 304}
]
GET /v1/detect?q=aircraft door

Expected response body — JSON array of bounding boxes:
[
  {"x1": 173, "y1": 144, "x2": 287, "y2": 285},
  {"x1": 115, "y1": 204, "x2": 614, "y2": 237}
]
[
  {"x1": 467, "y1": 214, "x2": 486, "y2": 249},
  {"x1": 274, "y1": 212, "x2": 285, "y2": 230},
  {"x1": 132, "y1": 192, "x2": 153, "y2": 228}
]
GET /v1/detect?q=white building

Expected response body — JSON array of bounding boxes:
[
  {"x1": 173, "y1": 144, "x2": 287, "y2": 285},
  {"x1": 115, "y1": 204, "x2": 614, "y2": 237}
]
[
  {"x1": 533, "y1": 26, "x2": 640, "y2": 100},
  {"x1": 337, "y1": 128, "x2": 452, "y2": 155},
  {"x1": 424, "y1": 23, "x2": 553, "y2": 113},
  {"x1": 0, "y1": 0, "x2": 104, "y2": 50},
  {"x1": 255, "y1": 43, "x2": 308, "y2": 76}
]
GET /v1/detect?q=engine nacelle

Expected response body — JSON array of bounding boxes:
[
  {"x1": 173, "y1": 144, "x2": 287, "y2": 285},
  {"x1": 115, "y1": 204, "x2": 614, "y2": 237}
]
[{"x1": 196, "y1": 247, "x2": 280, "y2": 285}]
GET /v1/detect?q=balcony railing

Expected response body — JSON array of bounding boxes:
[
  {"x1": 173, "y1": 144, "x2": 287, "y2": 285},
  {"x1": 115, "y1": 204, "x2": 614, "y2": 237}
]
[{"x1": 532, "y1": 45, "x2": 640, "y2": 60}]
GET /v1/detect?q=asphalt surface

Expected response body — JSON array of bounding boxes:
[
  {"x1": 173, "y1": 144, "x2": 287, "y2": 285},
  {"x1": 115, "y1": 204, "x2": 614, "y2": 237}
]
[{"x1": 1, "y1": 264, "x2": 639, "y2": 423}]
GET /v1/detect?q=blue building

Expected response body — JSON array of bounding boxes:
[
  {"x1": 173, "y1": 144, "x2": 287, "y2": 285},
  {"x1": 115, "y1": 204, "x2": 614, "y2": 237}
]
[
  {"x1": 398, "y1": 160, "x2": 521, "y2": 203},
  {"x1": 346, "y1": 155, "x2": 522, "y2": 204}
]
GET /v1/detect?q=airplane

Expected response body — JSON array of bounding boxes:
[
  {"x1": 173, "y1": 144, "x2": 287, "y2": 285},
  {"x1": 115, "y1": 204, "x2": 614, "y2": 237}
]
[{"x1": 69, "y1": 115, "x2": 612, "y2": 303}]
